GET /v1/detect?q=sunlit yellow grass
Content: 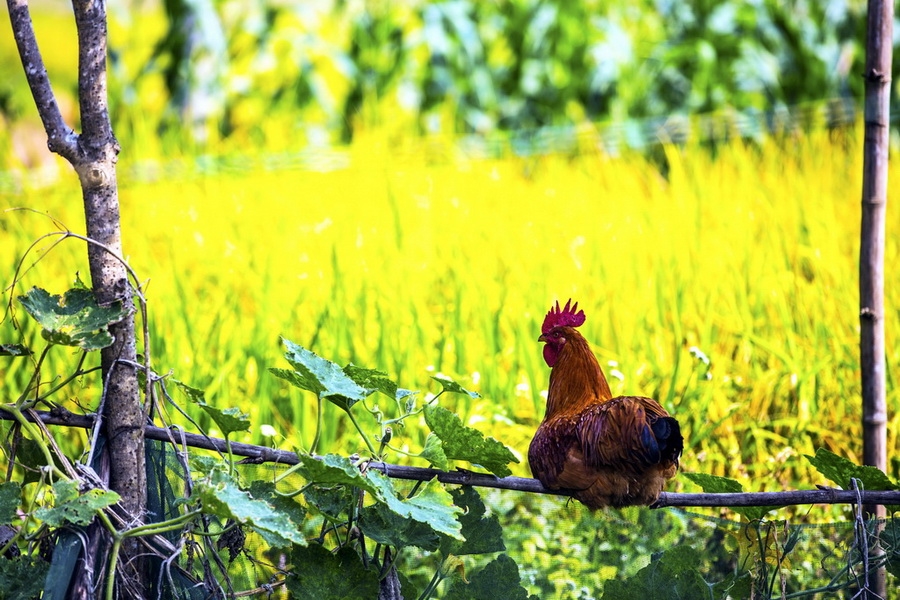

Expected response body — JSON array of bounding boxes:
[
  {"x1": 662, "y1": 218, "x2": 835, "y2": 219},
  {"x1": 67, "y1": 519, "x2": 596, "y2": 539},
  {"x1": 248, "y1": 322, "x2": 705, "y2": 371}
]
[{"x1": 2, "y1": 128, "x2": 898, "y2": 494}]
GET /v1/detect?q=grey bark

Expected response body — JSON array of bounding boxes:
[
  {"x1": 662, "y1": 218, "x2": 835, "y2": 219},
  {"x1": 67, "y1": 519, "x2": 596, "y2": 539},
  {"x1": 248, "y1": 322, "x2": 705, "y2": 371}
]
[{"x1": 7, "y1": 0, "x2": 147, "y2": 596}]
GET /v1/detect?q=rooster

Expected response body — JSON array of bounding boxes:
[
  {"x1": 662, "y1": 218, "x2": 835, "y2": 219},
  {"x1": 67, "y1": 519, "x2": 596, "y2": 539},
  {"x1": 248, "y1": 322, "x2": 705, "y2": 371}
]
[{"x1": 528, "y1": 300, "x2": 683, "y2": 509}]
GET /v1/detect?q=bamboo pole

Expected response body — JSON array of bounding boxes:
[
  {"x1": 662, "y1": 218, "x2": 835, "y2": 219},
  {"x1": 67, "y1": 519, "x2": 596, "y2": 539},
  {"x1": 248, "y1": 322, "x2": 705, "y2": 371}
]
[
  {"x1": 859, "y1": 1, "x2": 893, "y2": 597},
  {"x1": 860, "y1": 0, "x2": 892, "y2": 504}
]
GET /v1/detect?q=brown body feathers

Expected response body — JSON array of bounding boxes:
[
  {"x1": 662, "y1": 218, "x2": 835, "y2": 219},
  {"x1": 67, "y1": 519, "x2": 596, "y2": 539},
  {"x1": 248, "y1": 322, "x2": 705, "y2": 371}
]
[{"x1": 529, "y1": 302, "x2": 682, "y2": 509}]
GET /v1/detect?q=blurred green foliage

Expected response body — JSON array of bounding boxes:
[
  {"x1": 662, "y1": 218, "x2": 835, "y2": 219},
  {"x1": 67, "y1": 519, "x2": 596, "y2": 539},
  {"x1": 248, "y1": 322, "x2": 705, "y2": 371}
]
[
  {"x1": 136, "y1": 0, "x2": 874, "y2": 142},
  {"x1": 0, "y1": 0, "x2": 878, "y2": 155}
]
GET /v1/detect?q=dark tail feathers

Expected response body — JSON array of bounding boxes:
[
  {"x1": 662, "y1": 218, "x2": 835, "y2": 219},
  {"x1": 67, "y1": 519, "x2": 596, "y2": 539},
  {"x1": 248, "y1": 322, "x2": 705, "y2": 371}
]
[{"x1": 650, "y1": 416, "x2": 684, "y2": 465}]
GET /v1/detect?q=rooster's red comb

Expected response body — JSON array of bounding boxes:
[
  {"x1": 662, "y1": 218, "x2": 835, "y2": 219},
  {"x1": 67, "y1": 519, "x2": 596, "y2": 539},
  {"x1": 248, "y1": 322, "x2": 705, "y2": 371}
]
[{"x1": 542, "y1": 299, "x2": 586, "y2": 334}]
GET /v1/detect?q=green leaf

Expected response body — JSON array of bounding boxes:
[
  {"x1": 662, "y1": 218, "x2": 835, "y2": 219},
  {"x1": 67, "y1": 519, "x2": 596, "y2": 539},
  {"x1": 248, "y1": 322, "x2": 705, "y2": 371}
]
[
  {"x1": 72, "y1": 271, "x2": 90, "y2": 290},
  {"x1": 35, "y1": 480, "x2": 120, "y2": 527},
  {"x1": 12, "y1": 437, "x2": 62, "y2": 485},
  {"x1": 193, "y1": 470, "x2": 307, "y2": 548},
  {"x1": 287, "y1": 544, "x2": 379, "y2": 600},
  {"x1": 0, "y1": 344, "x2": 31, "y2": 357},
  {"x1": 440, "y1": 486, "x2": 505, "y2": 556},
  {"x1": 171, "y1": 378, "x2": 206, "y2": 403},
  {"x1": 444, "y1": 554, "x2": 533, "y2": 600},
  {"x1": 343, "y1": 364, "x2": 417, "y2": 401},
  {"x1": 682, "y1": 472, "x2": 775, "y2": 522},
  {"x1": 200, "y1": 405, "x2": 251, "y2": 437},
  {"x1": 272, "y1": 339, "x2": 368, "y2": 411},
  {"x1": 805, "y1": 448, "x2": 898, "y2": 491},
  {"x1": 681, "y1": 472, "x2": 741, "y2": 493},
  {"x1": 294, "y1": 454, "x2": 380, "y2": 496},
  {"x1": 424, "y1": 405, "x2": 518, "y2": 478},
  {"x1": 419, "y1": 433, "x2": 450, "y2": 471},
  {"x1": 173, "y1": 379, "x2": 250, "y2": 436},
  {"x1": 600, "y1": 546, "x2": 712, "y2": 599},
  {"x1": 0, "y1": 557, "x2": 49, "y2": 600},
  {"x1": 303, "y1": 485, "x2": 355, "y2": 522},
  {"x1": 18, "y1": 287, "x2": 128, "y2": 350},
  {"x1": 366, "y1": 472, "x2": 463, "y2": 540},
  {"x1": 247, "y1": 481, "x2": 307, "y2": 527},
  {"x1": 0, "y1": 482, "x2": 21, "y2": 525},
  {"x1": 432, "y1": 374, "x2": 480, "y2": 398},
  {"x1": 189, "y1": 455, "x2": 221, "y2": 476},
  {"x1": 358, "y1": 501, "x2": 441, "y2": 551}
]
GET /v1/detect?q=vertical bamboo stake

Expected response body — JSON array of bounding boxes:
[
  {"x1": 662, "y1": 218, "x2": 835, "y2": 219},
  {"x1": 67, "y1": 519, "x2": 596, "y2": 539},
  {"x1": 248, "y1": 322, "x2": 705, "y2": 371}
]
[{"x1": 859, "y1": 0, "x2": 891, "y2": 597}]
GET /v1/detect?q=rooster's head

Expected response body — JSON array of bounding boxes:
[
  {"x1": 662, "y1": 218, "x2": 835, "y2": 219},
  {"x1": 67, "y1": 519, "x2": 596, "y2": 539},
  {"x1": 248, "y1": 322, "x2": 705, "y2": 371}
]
[{"x1": 539, "y1": 299, "x2": 586, "y2": 367}]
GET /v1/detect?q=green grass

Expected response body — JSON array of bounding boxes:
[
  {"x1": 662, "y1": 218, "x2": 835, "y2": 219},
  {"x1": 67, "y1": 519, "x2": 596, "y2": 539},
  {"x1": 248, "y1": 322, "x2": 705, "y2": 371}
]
[{"x1": 2, "y1": 128, "x2": 898, "y2": 503}]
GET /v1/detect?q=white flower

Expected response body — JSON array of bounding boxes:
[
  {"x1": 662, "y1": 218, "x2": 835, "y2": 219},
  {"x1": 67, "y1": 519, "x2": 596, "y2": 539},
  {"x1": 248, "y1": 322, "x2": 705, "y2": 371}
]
[{"x1": 260, "y1": 424, "x2": 278, "y2": 437}]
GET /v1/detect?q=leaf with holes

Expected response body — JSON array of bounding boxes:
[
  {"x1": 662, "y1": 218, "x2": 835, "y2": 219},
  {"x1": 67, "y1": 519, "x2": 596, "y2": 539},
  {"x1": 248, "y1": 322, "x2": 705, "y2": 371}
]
[
  {"x1": 35, "y1": 480, "x2": 120, "y2": 527},
  {"x1": 18, "y1": 287, "x2": 128, "y2": 350}
]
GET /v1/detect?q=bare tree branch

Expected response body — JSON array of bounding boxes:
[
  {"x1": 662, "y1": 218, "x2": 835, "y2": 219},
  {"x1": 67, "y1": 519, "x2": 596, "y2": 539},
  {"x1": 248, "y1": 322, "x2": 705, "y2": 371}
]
[
  {"x1": 6, "y1": 409, "x2": 899, "y2": 510},
  {"x1": 72, "y1": 0, "x2": 116, "y2": 151},
  {"x1": 5, "y1": 0, "x2": 78, "y2": 160}
]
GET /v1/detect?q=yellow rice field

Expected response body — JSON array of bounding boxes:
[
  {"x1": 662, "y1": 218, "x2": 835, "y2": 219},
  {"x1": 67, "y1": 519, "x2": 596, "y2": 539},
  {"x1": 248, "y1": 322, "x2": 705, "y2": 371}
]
[{"x1": 2, "y1": 128, "x2": 898, "y2": 494}]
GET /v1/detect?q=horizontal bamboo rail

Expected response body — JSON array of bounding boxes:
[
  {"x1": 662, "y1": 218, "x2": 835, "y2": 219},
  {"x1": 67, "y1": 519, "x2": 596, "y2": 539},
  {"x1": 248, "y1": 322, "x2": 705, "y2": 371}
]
[{"x1": 4, "y1": 408, "x2": 899, "y2": 509}]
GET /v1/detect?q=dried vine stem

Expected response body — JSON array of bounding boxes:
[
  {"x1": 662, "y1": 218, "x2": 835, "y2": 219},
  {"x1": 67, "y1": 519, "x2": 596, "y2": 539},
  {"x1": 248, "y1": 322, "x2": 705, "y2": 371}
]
[{"x1": 5, "y1": 409, "x2": 900, "y2": 510}]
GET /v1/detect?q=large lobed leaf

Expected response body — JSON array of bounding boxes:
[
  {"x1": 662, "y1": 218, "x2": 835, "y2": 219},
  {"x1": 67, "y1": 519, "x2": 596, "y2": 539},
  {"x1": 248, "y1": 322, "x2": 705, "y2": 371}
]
[
  {"x1": 424, "y1": 405, "x2": 518, "y2": 477},
  {"x1": 294, "y1": 453, "x2": 380, "y2": 496},
  {"x1": 444, "y1": 554, "x2": 536, "y2": 600},
  {"x1": 343, "y1": 364, "x2": 417, "y2": 401},
  {"x1": 288, "y1": 544, "x2": 379, "y2": 600},
  {"x1": 439, "y1": 486, "x2": 505, "y2": 556},
  {"x1": 271, "y1": 339, "x2": 368, "y2": 411},
  {"x1": 358, "y1": 501, "x2": 441, "y2": 552},
  {"x1": 805, "y1": 448, "x2": 898, "y2": 492},
  {"x1": 18, "y1": 287, "x2": 129, "y2": 350},
  {"x1": 365, "y1": 472, "x2": 463, "y2": 540},
  {"x1": 194, "y1": 470, "x2": 306, "y2": 548}
]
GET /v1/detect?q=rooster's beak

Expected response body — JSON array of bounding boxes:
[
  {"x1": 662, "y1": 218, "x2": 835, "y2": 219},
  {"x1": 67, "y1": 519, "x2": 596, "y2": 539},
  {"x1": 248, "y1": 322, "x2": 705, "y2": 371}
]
[{"x1": 537, "y1": 334, "x2": 547, "y2": 342}]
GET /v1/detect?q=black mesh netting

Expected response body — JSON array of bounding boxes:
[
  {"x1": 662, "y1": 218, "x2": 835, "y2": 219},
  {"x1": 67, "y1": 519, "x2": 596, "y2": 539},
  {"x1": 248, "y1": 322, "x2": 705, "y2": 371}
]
[{"x1": 41, "y1": 440, "x2": 898, "y2": 599}]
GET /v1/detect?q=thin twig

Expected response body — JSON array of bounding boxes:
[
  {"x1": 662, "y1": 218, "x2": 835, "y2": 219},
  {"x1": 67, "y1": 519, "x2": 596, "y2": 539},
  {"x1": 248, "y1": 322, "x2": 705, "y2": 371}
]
[{"x1": 3, "y1": 408, "x2": 900, "y2": 509}]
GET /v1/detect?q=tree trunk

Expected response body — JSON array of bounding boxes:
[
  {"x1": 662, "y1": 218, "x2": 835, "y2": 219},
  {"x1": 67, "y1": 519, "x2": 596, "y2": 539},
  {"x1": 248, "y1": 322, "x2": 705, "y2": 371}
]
[
  {"x1": 7, "y1": 0, "x2": 147, "y2": 596},
  {"x1": 859, "y1": 0, "x2": 892, "y2": 598}
]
